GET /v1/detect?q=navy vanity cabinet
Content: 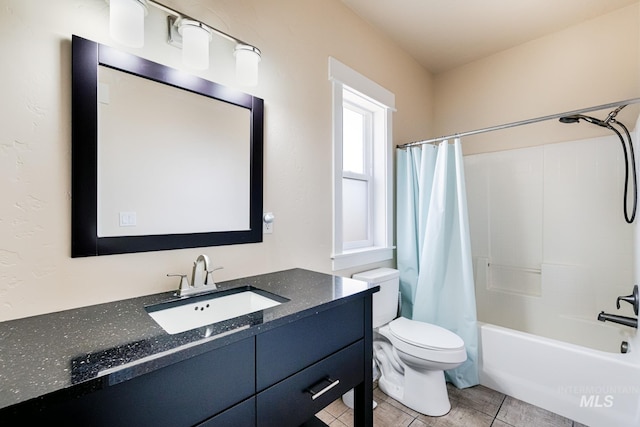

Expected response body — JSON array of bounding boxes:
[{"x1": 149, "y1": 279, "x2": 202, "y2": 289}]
[
  {"x1": 256, "y1": 298, "x2": 364, "y2": 391},
  {"x1": 3, "y1": 337, "x2": 256, "y2": 427},
  {"x1": 196, "y1": 397, "x2": 256, "y2": 426},
  {"x1": 256, "y1": 298, "x2": 367, "y2": 427},
  {"x1": 0, "y1": 286, "x2": 375, "y2": 427}
]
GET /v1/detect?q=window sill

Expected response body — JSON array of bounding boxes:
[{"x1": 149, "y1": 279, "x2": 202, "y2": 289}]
[{"x1": 331, "y1": 246, "x2": 395, "y2": 271}]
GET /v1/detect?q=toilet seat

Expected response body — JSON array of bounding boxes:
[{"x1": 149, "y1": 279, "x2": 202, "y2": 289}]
[
  {"x1": 381, "y1": 317, "x2": 467, "y2": 366},
  {"x1": 388, "y1": 317, "x2": 464, "y2": 351}
]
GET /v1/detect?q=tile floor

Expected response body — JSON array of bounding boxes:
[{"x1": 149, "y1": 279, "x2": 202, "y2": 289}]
[{"x1": 316, "y1": 383, "x2": 590, "y2": 427}]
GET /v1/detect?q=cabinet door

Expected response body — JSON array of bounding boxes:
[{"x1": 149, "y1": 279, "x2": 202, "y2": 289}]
[
  {"x1": 5, "y1": 337, "x2": 255, "y2": 427},
  {"x1": 257, "y1": 340, "x2": 364, "y2": 427},
  {"x1": 256, "y1": 299, "x2": 364, "y2": 391}
]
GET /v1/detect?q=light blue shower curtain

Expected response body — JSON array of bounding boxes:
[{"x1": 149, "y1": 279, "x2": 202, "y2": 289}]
[{"x1": 397, "y1": 139, "x2": 479, "y2": 389}]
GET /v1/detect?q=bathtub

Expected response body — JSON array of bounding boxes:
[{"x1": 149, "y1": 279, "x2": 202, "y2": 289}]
[{"x1": 478, "y1": 322, "x2": 640, "y2": 427}]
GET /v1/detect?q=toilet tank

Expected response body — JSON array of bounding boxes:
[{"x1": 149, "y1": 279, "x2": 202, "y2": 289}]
[{"x1": 352, "y1": 268, "x2": 400, "y2": 328}]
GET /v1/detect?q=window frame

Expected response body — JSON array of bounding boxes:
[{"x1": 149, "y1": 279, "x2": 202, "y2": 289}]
[{"x1": 329, "y1": 57, "x2": 395, "y2": 271}]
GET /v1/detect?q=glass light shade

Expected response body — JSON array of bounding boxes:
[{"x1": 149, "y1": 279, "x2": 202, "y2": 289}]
[
  {"x1": 234, "y1": 45, "x2": 261, "y2": 86},
  {"x1": 179, "y1": 20, "x2": 212, "y2": 70},
  {"x1": 109, "y1": 0, "x2": 146, "y2": 48}
]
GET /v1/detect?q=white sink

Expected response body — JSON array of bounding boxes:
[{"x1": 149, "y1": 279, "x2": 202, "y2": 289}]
[{"x1": 146, "y1": 287, "x2": 288, "y2": 335}]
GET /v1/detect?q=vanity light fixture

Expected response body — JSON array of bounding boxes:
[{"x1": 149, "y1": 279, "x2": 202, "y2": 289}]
[
  {"x1": 178, "y1": 19, "x2": 213, "y2": 70},
  {"x1": 234, "y1": 44, "x2": 261, "y2": 86},
  {"x1": 105, "y1": 0, "x2": 262, "y2": 84},
  {"x1": 108, "y1": 0, "x2": 147, "y2": 48}
]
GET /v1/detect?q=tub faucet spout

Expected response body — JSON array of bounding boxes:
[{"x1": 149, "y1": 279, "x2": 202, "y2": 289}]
[{"x1": 597, "y1": 311, "x2": 638, "y2": 329}]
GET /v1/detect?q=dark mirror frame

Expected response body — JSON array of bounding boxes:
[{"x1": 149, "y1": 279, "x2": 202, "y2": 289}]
[{"x1": 71, "y1": 35, "x2": 264, "y2": 257}]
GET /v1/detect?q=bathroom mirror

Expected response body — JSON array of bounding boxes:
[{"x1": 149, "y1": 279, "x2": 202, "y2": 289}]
[{"x1": 71, "y1": 35, "x2": 264, "y2": 257}]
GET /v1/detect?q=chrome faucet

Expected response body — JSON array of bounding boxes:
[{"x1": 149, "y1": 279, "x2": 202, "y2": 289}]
[
  {"x1": 168, "y1": 254, "x2": 222, "y2": 297},
  {"x1": 192, "y1": 254, "x2": 211, "y2": 288}
]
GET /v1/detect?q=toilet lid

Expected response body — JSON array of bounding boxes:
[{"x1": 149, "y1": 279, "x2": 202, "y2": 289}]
[{"x1": 388, "y1": 317, "x2": 464, "y2": 351}]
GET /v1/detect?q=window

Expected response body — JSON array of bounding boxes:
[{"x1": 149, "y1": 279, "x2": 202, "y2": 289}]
[
  {"x1": 342, "y1": 98, "x2": 373, "y2": 249},
  {"x1": 329, "y1": 57, "x2": 395, "y2": 270}
]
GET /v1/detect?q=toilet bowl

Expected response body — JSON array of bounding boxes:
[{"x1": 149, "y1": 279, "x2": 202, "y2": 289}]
[
  {"x1": 342, "y1": 268, "x2": 467, "y2": 417},
  {"x1": 376, "y1": 317, "x2": 466, "y2": 416}
]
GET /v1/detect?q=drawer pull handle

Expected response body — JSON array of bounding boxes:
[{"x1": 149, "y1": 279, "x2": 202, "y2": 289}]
[{"x1": 308, "y1": 377, "x2": 340, "y2": 400}]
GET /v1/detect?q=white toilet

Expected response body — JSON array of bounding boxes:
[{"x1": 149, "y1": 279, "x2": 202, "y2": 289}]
[{"x1": 351, "y1": 268, "x2": 467, "y2": 417}]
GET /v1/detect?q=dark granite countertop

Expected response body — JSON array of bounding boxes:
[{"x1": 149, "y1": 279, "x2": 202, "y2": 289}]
[{"x1": 0, "y1": 268, "x2": 378, "y2": 411}]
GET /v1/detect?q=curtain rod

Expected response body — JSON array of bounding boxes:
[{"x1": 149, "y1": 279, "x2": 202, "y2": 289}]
[{"x1": 397, "y1": 97, "x2": 640, "y2": 149}]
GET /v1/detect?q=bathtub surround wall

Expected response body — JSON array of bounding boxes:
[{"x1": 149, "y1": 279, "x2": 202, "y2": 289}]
[
  {"x1": 463, "y1": 81, "x2": 640, "y2": 427},
  {"x1": 465, "y1": 134, "x2": 636, "y2": 352},
  {"x1": 0, "y1": 0, "x2": 433, "y2": 321}
]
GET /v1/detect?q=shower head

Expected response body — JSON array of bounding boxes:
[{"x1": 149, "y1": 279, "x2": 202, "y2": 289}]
[
  {"x1": 558, "y1": 114, "x2": 607, "y2": 127},
  {"x1": 559, "y1": 105, "x2": 637, "y2": 224},
  {"x1": 558, "y1": 115, "x2": 581, "y2": 124}
]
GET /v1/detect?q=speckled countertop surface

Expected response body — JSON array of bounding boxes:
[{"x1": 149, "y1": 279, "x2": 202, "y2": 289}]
[{"x1": 0, "y1": 268, "x2": 378, "y2": 411}]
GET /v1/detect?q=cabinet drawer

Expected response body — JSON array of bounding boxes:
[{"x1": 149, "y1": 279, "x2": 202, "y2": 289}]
[
  {"x1": 256, "y1": 298, "x2": 364, "y2": 390},
  {"x1": 256, "y1": 339, "x2": 364, "y2": 427},
  {"x1": 196, "y1": 397, "x2": 255, "y2": 427},
  {"x1": 10, "y1": 337, "x2": 256, "y2": 427}
]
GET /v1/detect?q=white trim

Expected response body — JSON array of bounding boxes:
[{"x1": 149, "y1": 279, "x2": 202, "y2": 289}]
[
  {"x1": 380, "y1": 108, "x2": 394, "y2": 247},
  {"x1": 329, "y1": 57, "x2": 396, "y2": 110},
  {"x1": 330, "y1": 57, "x2": 395, "y2": 272},
  {"x1": 331, "y1": 81, "x2": 344, "y2": 259},
  {"x1": 332, "y1": 247, "x2": 396, "y2": 271}
]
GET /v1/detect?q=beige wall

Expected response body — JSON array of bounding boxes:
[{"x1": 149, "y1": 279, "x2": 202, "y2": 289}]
[
  {"x1": 4, "y1": 0, "x2": 638, "y2": 322},
  {"x1": 0, "y1": 0, "x2": 433, "y2": 321},
  {"x1": 434, "y1": 3, "x2": 640, "y2": 155}
]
